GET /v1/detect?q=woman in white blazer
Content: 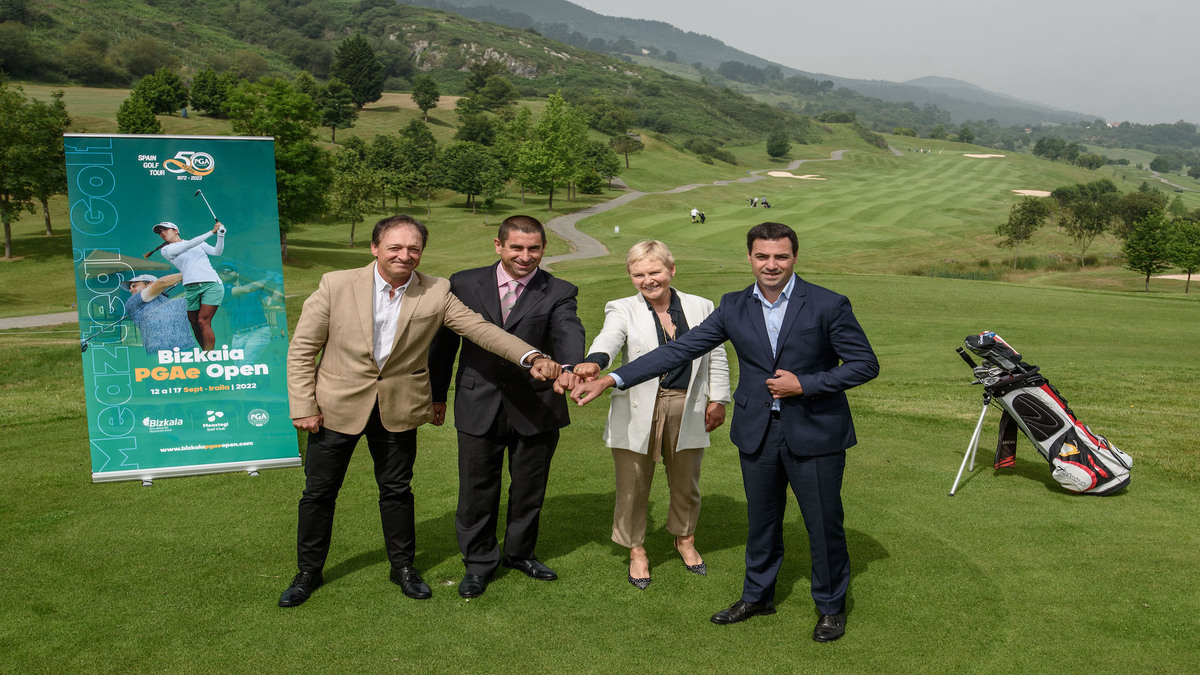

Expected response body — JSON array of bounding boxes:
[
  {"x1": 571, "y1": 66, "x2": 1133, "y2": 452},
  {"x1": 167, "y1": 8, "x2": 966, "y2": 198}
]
[{"x1": 574, "y1": 241, "x2": 730, "y2": 590}]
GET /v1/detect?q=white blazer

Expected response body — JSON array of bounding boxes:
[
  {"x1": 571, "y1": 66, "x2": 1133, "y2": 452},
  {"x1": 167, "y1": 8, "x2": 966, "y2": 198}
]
[{"x1": 587, "y1": 290, "x2": 731, "y2": 454}]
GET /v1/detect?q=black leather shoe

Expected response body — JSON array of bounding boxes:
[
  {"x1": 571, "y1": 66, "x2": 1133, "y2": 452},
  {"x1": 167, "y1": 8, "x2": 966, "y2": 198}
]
[
  {"x1": 458, "y1": 573, "x2": 490, "y2": 599},
  {"x1": 502, "y1": 556, "x2": 558, "y2": 580},
  {"x1": 812, "y1": 613, "x2": 846, "y2": 642},
  {"x1": 389, "y1": 566, "x2": 432, "y2": 599},
  {"x1": 278, "y1": 570, "x2": 323, "y2": 607},
  {"x1": 710, "y1": 599, "x2": 776, "y2": 625}
]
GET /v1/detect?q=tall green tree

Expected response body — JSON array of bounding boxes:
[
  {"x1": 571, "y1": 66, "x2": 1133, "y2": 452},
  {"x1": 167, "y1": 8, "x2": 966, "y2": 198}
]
[
  {"x1": 131, "y1": 67, "x2": 189, "y2": 115},
  {"x1": 227, "y1": 78, "x2": 332, "y2": 257},
  {"x1": 996, "y1": 197, "x2": 1050, "y2": 267},
  {"x1": 189, "y1": 67, "x2": 239, "y2": 117},
  {"x1": 329, "y1": 34, "x2": 383, "y2": 110},
  {"x1": 454, "y1": 112, "x2": 496, "y2": 145},
  {"x1": 331, "y1": 146, "x2": 379, "y2": 247},
  {"x1": 441, "y1": 141, "x2": 503, "y2": 213},
  {"x1": 1114, "y1": 189, "x2": 1166, "y2": 239},
  {"x1": 410, "y1": 75, "x2": 439, "y2": 122},
  {"x1": 766, "y1": 126, "x2": 791, "y2": 159},
  {"x1": 317, "y1": 76, "x2": 358, "y2": 143},
  {"x1": 116, "y1": 94, "x2": 162, "y2": 134},
  {"x1": 610, "y1": 134, "x2": 644, "y2": 169},
  {"x1": 1, "y1": 81, "x2": 37, "y2": 258},
  {"x1": 1170, "y1": 220, "x2": 1200, "y2": 293},
  {"x1": 1123, "y1": 214, "x2": 1174, "y2": 292},
  {"x1": 1053, "y1": 179, "x2": 1119, "y2": 267},
  {"x1": 516, "y1": 93, "x2": 586, "y2": 211},
  {"x1": 367, "y1": 133, "x2": 406, "y2": 208},
  {"x1": 26, "y1": 90, "x2": 70, "y2": 236}
]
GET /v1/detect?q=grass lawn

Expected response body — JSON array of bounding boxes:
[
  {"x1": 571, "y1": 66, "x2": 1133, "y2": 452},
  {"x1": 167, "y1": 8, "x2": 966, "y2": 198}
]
[{"x1": 2, "y1": 84, "x2": 1199, "y2": 673}]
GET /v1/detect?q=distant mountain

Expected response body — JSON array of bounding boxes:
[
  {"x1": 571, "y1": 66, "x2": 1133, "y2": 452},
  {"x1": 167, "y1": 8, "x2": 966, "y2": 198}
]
[{"x1": 414, "y1": 0, "x2": 1095, "y2": 126}]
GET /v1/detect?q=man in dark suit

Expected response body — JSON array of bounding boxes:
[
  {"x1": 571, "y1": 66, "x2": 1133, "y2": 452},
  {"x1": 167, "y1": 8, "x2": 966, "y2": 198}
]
[
  {"x1": 571, "y1": 222, "x2": 878, "y2": 642},
  {"x1": 430, "y1": 215, "x2": 586, "y2": 599}
]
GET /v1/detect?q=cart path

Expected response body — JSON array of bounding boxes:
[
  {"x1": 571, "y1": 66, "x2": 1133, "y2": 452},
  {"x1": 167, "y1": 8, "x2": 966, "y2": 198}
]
[
  {"x1": 541, "y1": 150, "x2": 849, "y2": 267},
  {"x1": 1, "y1": 151, "x2": 852, "y2": 328}
]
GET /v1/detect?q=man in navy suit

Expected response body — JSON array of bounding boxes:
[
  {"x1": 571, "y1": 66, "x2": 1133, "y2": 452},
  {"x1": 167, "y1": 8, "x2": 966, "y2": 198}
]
[
  {"x1": 430, "y1": 215, "x2": 586, "y2": 599},
  {"x1": 571, "y1": 222, "x2": 878, "y2": 642}
]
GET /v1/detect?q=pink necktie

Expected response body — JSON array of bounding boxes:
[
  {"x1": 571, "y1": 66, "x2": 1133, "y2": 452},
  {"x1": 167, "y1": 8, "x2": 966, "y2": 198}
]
[{"x1": 500, "y1": 280, "x2": 519, "y2": 322}]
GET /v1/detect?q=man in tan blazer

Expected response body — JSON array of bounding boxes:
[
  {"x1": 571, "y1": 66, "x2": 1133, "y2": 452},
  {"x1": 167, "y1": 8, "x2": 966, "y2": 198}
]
[{"x1": 280, "y1": 215, "x2": 561, "y2": 608}]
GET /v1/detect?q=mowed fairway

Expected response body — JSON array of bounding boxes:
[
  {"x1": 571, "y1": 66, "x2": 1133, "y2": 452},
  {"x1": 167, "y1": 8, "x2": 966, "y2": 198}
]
[{"x1": 2, "y1": 114, "x2": 1199, "y2": 671}]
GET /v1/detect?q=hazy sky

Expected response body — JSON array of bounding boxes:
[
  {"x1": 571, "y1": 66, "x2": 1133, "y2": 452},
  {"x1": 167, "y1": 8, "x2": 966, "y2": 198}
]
[{"x1": 569, "y1": 0, "x2": 1198, "y2": 124}]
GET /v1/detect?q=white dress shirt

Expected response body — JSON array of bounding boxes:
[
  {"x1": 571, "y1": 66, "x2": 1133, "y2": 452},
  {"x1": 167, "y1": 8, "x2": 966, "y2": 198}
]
[{"x1": 373, "y1": 264, "x2": 413, "y2": 367}]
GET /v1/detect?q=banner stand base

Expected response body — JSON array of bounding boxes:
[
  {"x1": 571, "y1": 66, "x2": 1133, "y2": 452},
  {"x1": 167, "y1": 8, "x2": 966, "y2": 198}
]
[{"x1": 95, "y1": 456, "x2": 301, "y2": 484}]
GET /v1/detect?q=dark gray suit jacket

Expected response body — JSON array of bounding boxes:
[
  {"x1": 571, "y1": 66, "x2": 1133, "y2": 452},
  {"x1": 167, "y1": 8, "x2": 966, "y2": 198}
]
[{"x1": 430, "y1": 263, "x2": 586, "y2": 437}]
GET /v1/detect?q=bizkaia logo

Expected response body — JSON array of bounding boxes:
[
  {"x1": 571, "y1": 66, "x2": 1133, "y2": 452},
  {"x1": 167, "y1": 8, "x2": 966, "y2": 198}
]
[
  {"x1": 163, "y1": 151, "x2": 216, "y2": 176},
  {"x1": 142, "y1": 416, "x2": 184, "y2": 433}
]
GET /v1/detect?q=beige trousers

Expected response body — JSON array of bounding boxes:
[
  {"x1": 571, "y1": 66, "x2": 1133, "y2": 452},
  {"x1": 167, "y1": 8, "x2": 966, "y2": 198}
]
[{"x1": 611, "y1": 388, "x2": 704, "y2": 549}]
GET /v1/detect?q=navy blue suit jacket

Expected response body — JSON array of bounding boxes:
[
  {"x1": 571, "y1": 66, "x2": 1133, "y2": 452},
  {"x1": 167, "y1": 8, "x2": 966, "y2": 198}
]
[{"x1": 612, "y1": 275, "x2": 878, "y2": 456}]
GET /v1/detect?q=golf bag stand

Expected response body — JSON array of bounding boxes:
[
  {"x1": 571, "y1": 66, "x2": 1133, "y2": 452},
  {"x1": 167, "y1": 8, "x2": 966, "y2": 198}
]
[{"x1": 949, "y1": 387, "x2": 992, "y2": 496}]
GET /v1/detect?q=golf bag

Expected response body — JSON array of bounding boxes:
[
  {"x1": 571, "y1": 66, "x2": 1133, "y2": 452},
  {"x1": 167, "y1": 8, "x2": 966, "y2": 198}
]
[{"x1": 959, "y1": 332, "x2": 1132, "y2": 495}]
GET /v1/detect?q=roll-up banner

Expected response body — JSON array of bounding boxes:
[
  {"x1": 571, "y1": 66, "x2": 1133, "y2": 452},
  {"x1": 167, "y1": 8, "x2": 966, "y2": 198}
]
[{"x1": 66, "y1": 134, "x2": 300, "y2": 483}]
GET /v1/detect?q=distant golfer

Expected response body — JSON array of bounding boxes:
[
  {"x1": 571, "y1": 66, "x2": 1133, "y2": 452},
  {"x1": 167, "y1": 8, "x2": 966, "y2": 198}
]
[
  {"x1": 690, "y1": 208, "x2": 700, "y2": 223},
  {"x1": 152, "y1": 220, "x2": 226, "y2": 350},
  {"x1": 121, "y1": 272, "x2": 196, "y2": 354}
]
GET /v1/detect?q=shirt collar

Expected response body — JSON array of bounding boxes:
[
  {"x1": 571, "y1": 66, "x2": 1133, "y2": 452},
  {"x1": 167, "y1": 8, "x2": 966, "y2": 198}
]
[
  {"x1": 496, "y1": 263, "x2": 534, "y2": 289},
  {"x1": 640, "y1": 287, "x2": 682, "y2": 314},
  {"x1": 751, "y1": 274, "x2": 796, "y2": 306},
  {"x1": 374, "y1": 263, "x2": 413, "y2": 297}
]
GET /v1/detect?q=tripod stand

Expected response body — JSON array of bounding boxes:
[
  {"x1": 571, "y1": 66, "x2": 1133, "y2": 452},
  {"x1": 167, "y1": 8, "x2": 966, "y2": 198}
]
[{"x1": 949, "y1": 390, "x2": 992, "y2": 496}]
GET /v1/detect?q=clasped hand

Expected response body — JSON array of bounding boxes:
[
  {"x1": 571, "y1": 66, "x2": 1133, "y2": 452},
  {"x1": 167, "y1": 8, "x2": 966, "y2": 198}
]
[{"x1": 766, "y1": 369, "x2": 803, "y2": 398}]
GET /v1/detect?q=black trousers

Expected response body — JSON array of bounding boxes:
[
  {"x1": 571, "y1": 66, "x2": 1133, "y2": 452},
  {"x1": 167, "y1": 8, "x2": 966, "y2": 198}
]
[
  {"x1": 296, "y1": 404, "x2": 417, "y2": 572},
  {"x1": 739, "y1": 415, "x2": 849, "y2": 615},
  {"x1": 456, "y1": 407, "x2": 557, "y2": 576}
]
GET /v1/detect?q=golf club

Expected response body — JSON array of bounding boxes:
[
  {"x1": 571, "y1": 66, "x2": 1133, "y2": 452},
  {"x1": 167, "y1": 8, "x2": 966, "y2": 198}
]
[
  {"x1": 80, "y1": 319, "x2": 125, "y2": 353},
  {"x1": 195, "y1": 189, "x2": 218, "y2": 223}
]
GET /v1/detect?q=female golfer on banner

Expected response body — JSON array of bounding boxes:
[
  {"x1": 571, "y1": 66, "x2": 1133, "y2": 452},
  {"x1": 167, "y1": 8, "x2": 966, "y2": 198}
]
[{"x1": 150, "y1": 220, "x2": 227, "y2": 350}]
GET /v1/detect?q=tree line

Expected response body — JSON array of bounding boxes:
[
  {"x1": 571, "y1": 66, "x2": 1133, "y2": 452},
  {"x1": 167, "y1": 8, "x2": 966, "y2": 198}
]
[{"x1": 996, "y1": 180, "x2": 1200, "y2": 291}]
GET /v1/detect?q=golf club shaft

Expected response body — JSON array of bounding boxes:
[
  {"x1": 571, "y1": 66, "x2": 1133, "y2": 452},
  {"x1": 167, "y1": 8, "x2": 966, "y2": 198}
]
[{"x1": 195, "y1": 189, "x2": 218, "y2": 222}]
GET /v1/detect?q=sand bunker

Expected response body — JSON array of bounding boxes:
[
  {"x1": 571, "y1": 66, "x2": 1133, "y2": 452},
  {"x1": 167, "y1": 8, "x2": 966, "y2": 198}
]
[
  {"x1": 767, "y1": 171, "x2": 825, "y2": 180},
  {"x1": 964, "y1": 153, "x2": 1006, "y2": 158},
  {"x1": 1011, "y1": 189, "x2": 1052, "y2": 197}
]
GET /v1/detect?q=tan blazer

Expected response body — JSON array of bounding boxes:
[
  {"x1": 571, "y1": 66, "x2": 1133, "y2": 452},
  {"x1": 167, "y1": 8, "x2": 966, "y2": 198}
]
[
  {"x1": 288, "y1": 263, "x2": 536, "y2": 435},
  {"x1": 586, "y1": 290, "x2": 731, "y2": 454}
]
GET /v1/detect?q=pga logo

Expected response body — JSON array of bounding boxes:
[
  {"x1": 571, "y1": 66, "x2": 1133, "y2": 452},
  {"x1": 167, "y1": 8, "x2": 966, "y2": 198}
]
[
  {"x1": 247, "y1": 409, "x2": 270, "y2": 427},
  {"x1": 164, "y1": 151, "x2": 216, "y2": 176}
]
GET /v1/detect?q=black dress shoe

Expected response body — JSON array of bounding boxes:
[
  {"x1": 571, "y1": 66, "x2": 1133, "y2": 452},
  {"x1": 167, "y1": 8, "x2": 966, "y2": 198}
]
[
  {"x1": 501, "y1": 556, "x2": 558, "y2": 580},
  {"x1": 458, "y1": 573, "x2": 490, "y2": 599},
  {"x1": 710, "y1": 599, "x2": 776, "y2": 625},
  {"x1": 389, "y1": 566, "x2": 432, "y2": 599},
  {"x1": 627, "y1": 574, "x2": 651, "y2": 590},
  {"x1": 278, "y1": 570, "x2": 323, "y2": 607},
  {"x1": 812, "y1": 613, "x2": 846, "y2": 642}
]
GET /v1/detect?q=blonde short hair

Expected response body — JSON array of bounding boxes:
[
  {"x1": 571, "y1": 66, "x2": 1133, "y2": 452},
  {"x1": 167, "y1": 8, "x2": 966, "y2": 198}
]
[{"x1": 626, "y1": 240, "x2": 675, "y2": 270}]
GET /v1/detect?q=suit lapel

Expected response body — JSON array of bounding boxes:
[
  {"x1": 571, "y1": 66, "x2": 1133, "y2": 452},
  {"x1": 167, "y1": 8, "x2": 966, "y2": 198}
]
[
  {"x1": 503, "y1": 268, "x2": 545, "y2": 328},
  {"x1": 389, "y1": 270, "x2": 425, "y2": 360},
  {"x1": 773, "y1": 275, "x2": 806, "y2": 367},
  {"x1": 629, "y1": 294, "x2": 657, "y2": 352},
  {"x1": 356, "y1": 263, "x2": 376, "y2": 364},
  {"x1": 473, "y1": 263, "x2": 503, "y2": 325},
  {"x1": 743, "y1": 285, "x2": 774, "y2": 362}
]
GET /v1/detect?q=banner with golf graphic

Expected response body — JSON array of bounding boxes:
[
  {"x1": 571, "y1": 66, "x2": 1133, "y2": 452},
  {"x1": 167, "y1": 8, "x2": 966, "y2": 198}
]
[{"x1": 66, "y1": 134, "x2": 300, "y2": 482}]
